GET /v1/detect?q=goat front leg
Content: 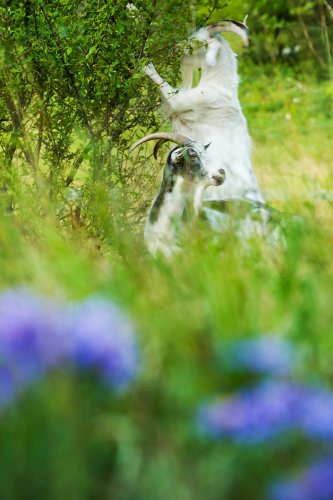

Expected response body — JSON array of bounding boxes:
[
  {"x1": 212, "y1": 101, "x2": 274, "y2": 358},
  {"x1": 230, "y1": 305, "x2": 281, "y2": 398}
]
[{"x1": 144, "y1": 62, "x2": 175, "y2": 100}]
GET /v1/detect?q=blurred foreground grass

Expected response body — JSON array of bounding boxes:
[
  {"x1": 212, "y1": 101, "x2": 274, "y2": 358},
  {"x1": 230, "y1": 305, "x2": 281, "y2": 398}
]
[{"x1": 0, "y1": 67, "x2": 333, "y2": 499}]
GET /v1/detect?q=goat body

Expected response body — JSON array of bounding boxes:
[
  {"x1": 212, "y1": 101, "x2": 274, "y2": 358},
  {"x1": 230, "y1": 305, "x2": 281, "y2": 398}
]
[{"x1": 145, "y1": 23, "x2": 264, "y2": 204}]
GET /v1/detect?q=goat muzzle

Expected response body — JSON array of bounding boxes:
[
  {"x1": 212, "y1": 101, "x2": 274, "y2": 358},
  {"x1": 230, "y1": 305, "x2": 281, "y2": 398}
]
[{"x1": 211, "y1": 168, "x2": 226, "y2": 186}]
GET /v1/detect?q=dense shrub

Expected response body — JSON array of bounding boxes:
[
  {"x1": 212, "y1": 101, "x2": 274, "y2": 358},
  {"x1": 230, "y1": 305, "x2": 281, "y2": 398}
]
[{"x1": 0, "y1": 0, "x2": 331, "y2": 235}]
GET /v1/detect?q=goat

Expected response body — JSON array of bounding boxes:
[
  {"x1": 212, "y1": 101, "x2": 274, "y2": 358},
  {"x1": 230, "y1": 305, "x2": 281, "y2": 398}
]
[
  {"x1": 144, "y1": 19, "x2": 264, "y2": 206},
  {"x1": 130, "y1": 132, "x2": 225, "y2": 257}
]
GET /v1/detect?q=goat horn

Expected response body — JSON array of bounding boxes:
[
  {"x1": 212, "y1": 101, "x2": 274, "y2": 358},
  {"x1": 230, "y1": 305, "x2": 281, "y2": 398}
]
[
  {"x1": 129, "y1": 132, "x2": 191, "y2": 156},
  {"x1": 207, "y1": 19, "x2": 249, "y2": 47},
  {"x1": 153, "y1": 139, "x2": 165, "y2": 160}
]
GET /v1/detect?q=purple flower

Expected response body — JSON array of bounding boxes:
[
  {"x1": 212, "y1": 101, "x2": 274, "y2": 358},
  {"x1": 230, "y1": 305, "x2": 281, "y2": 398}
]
[
  {"x1": 298, "y1": 388, "x2": 333, "y2": 439},
  {"x1": 222, "y1": 335, "x2": 295, "y2": 376},
  {"x1": 0, "y1": 366, "x2": 15, "y2": 407},
  {"x1": 67, "y1": 297, "x2": 139, "y2": 390},
  {"x1": 197, "y1": 380, "x2": 333, "y2": 443},
  {"x1": 0, "y1": 289, "x2": 140, "y2": 409},
  {"x1": 0, "y1": 289, "x2": 68, "y2": 390},
  {"x1": 270, "y1": 457, "x2": 333, "y2": 500},
  {"x1": 197, "y1": 380, "x2": 304, "y2": 443}
]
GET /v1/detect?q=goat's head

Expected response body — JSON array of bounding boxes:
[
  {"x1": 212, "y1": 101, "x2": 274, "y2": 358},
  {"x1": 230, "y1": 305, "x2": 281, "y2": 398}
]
[
  {"x1": 130, "y1": 132, "x2": 225, "y2": 188},
  {"x1": 166, "y1": 142, "x2": 226, "y2": 188}
]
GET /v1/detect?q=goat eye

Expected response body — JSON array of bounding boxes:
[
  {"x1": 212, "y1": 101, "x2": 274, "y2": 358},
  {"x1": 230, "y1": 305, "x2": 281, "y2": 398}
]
[{"x1": 188, "y1": 149, "x2": 197, "y2": 157}]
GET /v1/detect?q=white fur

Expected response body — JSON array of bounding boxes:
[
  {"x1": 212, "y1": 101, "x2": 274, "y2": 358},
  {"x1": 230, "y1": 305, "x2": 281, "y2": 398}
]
[
  {"x1": 144, "y1": 176, "x2": 186, "y2": 257},
  {"x1": 144, "y1": 27, "x2": 264, "y2": 204},
  {"x1": 145, "y1": 176, "x2": 213, "y2": 257}
]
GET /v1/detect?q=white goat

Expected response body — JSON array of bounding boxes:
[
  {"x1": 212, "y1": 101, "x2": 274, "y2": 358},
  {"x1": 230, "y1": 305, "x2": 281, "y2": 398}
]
[
  {"x1": 144, "y1": 19, "x2": 264, "y2": 206},
  {"x1": 130, "y1": 132, "x2": 225, "y2": 257}
]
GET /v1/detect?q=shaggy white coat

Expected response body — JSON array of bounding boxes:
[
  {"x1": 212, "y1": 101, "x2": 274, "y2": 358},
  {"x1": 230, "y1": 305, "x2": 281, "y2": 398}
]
[{"x1": 145, "y1": 27, "x2": 264, "y2": 204}]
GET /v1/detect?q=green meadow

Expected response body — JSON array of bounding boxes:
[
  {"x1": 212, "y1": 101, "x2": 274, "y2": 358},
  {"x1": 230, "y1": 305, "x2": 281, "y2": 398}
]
[{"x1": 0, "y1": 1, "x2": 333, "y2": 499}]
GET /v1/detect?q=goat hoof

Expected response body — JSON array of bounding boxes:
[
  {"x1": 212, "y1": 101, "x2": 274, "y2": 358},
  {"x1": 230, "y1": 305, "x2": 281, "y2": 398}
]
[{"x1": 212, "y1": 168, "x2": 226, "y2": 186}]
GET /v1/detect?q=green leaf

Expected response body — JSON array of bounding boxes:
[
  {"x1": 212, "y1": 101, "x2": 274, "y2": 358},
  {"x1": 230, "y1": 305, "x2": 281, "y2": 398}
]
[{"x1": 85, "y1": 46, "x2": 97, "y2": 60}]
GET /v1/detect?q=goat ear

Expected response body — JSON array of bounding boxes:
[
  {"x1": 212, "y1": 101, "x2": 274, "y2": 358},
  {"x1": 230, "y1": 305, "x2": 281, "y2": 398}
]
[{"x1": 204, "y1": 142, "x2": 211, "y2": 150}]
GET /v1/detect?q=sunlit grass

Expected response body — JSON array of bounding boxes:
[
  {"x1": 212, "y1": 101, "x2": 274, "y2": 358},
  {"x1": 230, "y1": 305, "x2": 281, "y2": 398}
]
[
  {"x1": 1, "y1": 66, "x2": 332, "y2": 343},
  {"x1": 1, "y1": 65, "x2": 333, "y2": 499},
  {"x1": 238, "y1": 69, "x2": 333, "y2": 220}
]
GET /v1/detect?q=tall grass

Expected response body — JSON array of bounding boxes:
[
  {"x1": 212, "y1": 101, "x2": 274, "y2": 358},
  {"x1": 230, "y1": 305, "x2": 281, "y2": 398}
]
[{"x1": 0, "y1": 63, "x2": 333, "y2": 498}]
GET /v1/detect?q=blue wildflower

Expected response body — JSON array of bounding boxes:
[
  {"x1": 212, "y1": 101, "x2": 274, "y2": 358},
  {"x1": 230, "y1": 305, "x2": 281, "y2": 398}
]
[
  {"x1": 0, "y1": 366, "x2": 15, "y2": 407},
  {"x1": 236, "y1": 380, "x2": 304, "y2": 442},
  {"x1": 0, "y1": 289, "x2": 68, "y2": 391},
  {"x1": 298, "y1": 388, "x2": 333, "y2": 440},
  {"x1": 270, "y1": 457, "x2": 333, "y2": 500},
  {"x1": 222, "y1": 335, "x2": 295, "y2": 376},
  {"x1": 67, "y1": 297, "x2": 139, "y2": 391},
  {"x1": 197, "y1": 380, "x2": 333, "y2": 443},
  {"x1": 0, "y1": 289, "x2": 140, "y2": 409},
  {"x1": 197, "y1": 380, "x2": 304, "y2": 443}
]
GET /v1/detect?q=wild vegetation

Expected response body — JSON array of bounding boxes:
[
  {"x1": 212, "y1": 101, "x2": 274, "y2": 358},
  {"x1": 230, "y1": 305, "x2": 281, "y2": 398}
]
[{"x1": 0, "y1": 1, "x2": 333, "y2": 499}]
